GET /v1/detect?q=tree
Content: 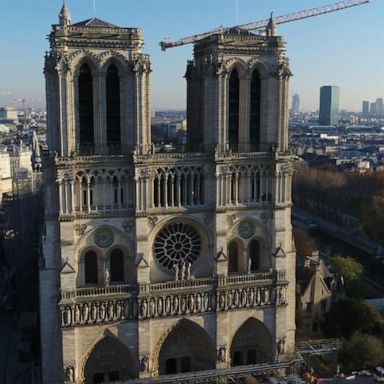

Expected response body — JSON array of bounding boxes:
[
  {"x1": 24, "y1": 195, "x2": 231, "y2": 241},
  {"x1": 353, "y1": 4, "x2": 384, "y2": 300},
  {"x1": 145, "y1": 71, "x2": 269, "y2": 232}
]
[
  {"x1": 361, "y1": 195, "x2": 384, "y2": 245},
  {"x1": 330, "y1": 255, "x2": 363, "y2": 284},
  {"x1": 322, "y1": 299, "x2": 384, "y2": 339},
  {"x1": 330, "y1": 255, "x2": 365, "y2": 298},
  {"x1": 340, "y1": 331, "x2": 384, "y2": 370}
]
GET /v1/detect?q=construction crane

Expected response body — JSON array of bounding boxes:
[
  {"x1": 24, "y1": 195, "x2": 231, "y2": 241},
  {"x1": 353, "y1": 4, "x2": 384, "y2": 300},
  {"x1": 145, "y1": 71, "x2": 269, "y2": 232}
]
[{"x1": 159, "y1": 0, "x2": 370, "y2": 51}]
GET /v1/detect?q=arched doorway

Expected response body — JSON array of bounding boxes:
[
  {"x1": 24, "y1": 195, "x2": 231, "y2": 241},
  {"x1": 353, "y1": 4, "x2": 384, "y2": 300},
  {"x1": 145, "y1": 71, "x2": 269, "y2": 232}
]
[
  {"x1": 230, "y1": 318, "x2": 274, "y2": 366},
  {"x1": 83, "y1": 336, "x2": 136, "y2": 383},
  {"x1": 159, "y1": 319, "x2": 215, "y2": 375}
]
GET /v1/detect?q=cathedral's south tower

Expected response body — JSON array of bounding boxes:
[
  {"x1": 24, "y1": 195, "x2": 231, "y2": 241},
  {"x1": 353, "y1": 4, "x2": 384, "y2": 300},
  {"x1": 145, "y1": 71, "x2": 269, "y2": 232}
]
[{"x1": 40, "y1": 6, "x2": 295, "y2": 383}]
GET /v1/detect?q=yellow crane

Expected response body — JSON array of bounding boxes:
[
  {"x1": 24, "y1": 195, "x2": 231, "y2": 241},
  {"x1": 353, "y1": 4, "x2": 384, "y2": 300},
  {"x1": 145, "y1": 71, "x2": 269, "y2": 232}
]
[{"x1": 160, "y1": 0, "x2": 370, "y2": 51}]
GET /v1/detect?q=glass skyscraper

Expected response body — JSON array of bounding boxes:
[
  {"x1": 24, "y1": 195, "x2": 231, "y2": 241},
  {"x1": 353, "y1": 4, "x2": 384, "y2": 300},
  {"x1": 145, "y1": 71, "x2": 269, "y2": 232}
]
[{"x1": 319, "y1": 86, "x2": 339, "y2": 125}]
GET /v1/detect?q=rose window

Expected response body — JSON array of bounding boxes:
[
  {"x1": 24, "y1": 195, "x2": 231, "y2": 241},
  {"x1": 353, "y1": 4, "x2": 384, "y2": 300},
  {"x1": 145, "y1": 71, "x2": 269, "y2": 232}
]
[{"x1": 153, "y1": 222, "x2": 202, "y2": 271}]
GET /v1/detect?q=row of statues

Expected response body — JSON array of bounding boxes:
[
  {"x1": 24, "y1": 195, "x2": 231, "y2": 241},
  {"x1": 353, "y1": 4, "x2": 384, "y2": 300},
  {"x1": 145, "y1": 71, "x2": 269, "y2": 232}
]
[
  {"x1": 61, "y1": 286, "x2": 287, "y2": 326},
  {"x1": 173, "y1": 259, "x2": 192, "y2": 281}
]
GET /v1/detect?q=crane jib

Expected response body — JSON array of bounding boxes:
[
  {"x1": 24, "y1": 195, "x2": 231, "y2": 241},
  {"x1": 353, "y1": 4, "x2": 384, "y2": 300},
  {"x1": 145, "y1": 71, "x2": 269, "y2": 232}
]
[{"x1": 159, "y1": 0, "x2": 370, "y2": 51}]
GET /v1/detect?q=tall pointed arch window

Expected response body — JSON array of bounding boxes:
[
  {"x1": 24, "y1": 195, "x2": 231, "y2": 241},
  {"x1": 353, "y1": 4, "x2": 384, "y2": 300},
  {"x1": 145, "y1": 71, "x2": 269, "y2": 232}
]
[
  {"x1": 228, "y1": 241, "x2": 239, "y2": 274},
  {"x1": 84, "y1": 250, "x2": 98, "y2": 284},
  {"x1": 249, "y1": 239, "x2": 260, "y2": 272},
  {"x1": 228, "y1": 69, "x2": 240, "y2": 152},
  {"x1": 78, "y1": 64, "x2": 94, "y2": 154},
  {"x1": 250, "y1": 69, "x2": 261, "y2": 151},
  {"x1": 106, "y1": 64, "x2": 121, "y2": 154},
  {"x1": 110, "y1": 248, "x2": 124, "y2": 282}
]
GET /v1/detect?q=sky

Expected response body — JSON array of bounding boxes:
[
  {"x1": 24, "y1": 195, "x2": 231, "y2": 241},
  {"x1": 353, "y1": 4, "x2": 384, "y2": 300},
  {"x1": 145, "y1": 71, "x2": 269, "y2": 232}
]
[{"x1": 0, "y1": 0, "x2": 382, "y2": 112}]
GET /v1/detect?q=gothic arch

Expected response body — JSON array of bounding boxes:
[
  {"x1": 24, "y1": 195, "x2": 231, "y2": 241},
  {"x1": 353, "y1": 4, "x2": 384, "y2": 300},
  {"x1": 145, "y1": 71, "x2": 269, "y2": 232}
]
[
  {"x1": 106, "y1": 244, "x2": 136, "y2": 284},
  {"x1": 247, "y1": 59, "x2": 269, "y2": 80},
  {"x1": 227, "y1": 238, "x2": 244, "y2": 274},
  {"x1": 230, "y1": 317, "x2": 274, "y2": 366},
  {"x1": 223, "y1": 57, "x2": 247, "y2": 79},
  {"x1": 100, "y1": 53, "x2": 130, "y2": 76},
  {"x1": 154, "y1": 319, "x2": 215, "y2": 375},
  {"x1": 80, "y1": 332, "x2": 137, "y2": 383},
  {"x1": 75, "y1": 225, "x2": 134, "y2": 252},
  {"x1": 69, "y1": 50, "x2": 100, "y2": 77},
  {"x1": 77, "y1": 246, "x2": 103, "y2": 287},
  {"x1": 149, "y1": 215, "x2": 211, "y2": 249}
]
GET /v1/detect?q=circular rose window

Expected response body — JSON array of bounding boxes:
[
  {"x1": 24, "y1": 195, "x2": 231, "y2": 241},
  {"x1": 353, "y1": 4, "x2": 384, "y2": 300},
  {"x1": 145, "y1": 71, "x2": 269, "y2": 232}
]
[{"x1": 153, "y1": 222, "x2": 202, "y2": 272}]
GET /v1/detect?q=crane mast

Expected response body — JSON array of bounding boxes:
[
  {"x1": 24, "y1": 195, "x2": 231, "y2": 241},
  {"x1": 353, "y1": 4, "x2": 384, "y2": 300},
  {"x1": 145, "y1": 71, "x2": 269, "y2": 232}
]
[{"x1": 160, "y1": 0, "x2": 370, "y2": 51}]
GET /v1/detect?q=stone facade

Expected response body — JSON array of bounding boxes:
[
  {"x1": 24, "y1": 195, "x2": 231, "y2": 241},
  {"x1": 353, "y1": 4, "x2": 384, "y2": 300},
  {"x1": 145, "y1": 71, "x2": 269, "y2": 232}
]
[{"x1": 40, "y1": 4, "x2": 296, "y2": 384}]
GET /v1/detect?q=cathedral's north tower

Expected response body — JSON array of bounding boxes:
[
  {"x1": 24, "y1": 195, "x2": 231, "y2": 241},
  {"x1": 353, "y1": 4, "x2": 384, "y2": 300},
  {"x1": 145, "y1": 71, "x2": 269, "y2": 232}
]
[
  {"x1": 44, "y1": 2, "x2": 151, "y2": 157},
  {"x1": 40, "y1": 6, "x2": 295, "y2": 384}
]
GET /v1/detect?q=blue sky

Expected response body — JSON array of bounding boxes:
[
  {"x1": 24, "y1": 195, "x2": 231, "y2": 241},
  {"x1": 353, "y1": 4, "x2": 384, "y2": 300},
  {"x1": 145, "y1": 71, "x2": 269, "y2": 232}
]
[{"x1": 0, "y1": 0, "x2": 382, "y2": 111}]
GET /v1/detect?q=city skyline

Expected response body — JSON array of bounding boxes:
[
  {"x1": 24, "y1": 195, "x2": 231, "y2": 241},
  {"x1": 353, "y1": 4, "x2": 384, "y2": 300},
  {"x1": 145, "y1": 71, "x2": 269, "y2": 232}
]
[{"x1": 0, "y1": 0, "x2": 382, "y2": 111}]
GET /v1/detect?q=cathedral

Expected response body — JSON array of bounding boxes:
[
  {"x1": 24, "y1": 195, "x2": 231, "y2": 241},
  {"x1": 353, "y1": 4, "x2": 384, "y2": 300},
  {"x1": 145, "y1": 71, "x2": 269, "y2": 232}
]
[{"x1": 40, "y1": 3, "x2": 296, "y2": 383}]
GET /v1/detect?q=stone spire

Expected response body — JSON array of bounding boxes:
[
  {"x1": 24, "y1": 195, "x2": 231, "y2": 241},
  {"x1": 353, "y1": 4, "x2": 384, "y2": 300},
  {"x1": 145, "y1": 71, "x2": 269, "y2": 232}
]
[
  {"x1": 266, "y1": 12, "x2": 276, "y2": 37},
  {"x1": 59, "y1": 1, "x2": 71, "y2": 26}
]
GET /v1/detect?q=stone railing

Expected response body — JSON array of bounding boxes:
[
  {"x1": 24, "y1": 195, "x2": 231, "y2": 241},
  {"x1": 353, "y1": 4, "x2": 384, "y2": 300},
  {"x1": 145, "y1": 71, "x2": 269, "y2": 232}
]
[
  {"x1": 223, "y1": 272, "x2": 273, "y2": 285},
  {"x1": 61, "y1": 284, "x2": 136, "y2": 301},
  {"x1": 140, "y1": 278, "x2": 215, "y2": 294},
  {"x1": 215, "y1": 151, "x2": 272, "y2": 161}
]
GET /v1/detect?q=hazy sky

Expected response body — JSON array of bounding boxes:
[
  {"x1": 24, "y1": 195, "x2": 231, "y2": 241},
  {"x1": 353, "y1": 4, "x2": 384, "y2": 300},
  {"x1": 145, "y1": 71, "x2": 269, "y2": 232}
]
[{"x1": 0, "y1": 0, "x2": 382, "y2": 112}]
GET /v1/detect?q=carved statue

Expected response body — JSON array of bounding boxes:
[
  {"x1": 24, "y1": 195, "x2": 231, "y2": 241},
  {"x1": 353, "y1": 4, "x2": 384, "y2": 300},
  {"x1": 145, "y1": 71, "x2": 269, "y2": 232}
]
[
  {"x1": 107, "y1": 301, "x2": 114, "y2": 320},
  {"x1": 180, "y1": 260, "x2": 187, "y2": 280},
  {"x1": 104, "y1": 267, "x2": 110, "y2": 286},
  {"x1": 188, "y1": 294, "x2": 195, "y2": 313},
  {"x1": 157, "y1": 297, "x2": 163, "y2": 315},
  {"x1": 248, "y1": 288, "x2": 254, "y2": 307},
  {"x1": 99, "y1": 302, "x2": 106, "y2": 321},
  {"x1": 82, "y1": 304, "x2": 89, "y2": 322},
  {"x1": 64, "y1": 365, "x2": 74, "y2": 382},
  {"x1": 233, "y1": 290, "x2": 240, "y2": 307},
  {"x1": 64, "y1": 306, "x2": 72, "y2": 326},
  {"x1": 149, "y1": 299, "x2": 156, "y2": 317},
  {"x1": 173, "y1": 295, "x2": 179, "y2": 314},
  {"x1": 74, "y1": 305, "x2": 81, "y2": 323},
  {"x1": 140, "y1": 355, "x2": 149, "y2": 372},
  {"x1": 256, "y1": 288, "x2": 261, "y2": 305},
  {"x1": 173, "y1": 263, "x2": 180, "y2": 281},
  {"x1": 116, "y1": 301, "x2": 122, "y2": 319},
  {"x1": 217, "y1": 345, "x2": 226, "y2": 363},
  {"x1": 264, "y1": 288, "x2": 270, "y2": 304},
  {"x1": 91, "y1": 303, "x2": 97, "y2": 322},
  {"x1": 277, "y1": 338, "x2": 286, "y2": 355},
  {"x1": 165, "y1": 296, "x2": 172, "y2": 314},
  {"x1": 140, "y1": 300, "x2": 148, "y2": 318},
  {"x1": 196, "y1": 293, "x2": 202, "y2": 311},
  {"x1": 186, "y1": 261, "x2": 192, "y2": 280},
  {"x1": 219, "y1": 292, "x2": 226, "y2": 310},
  {"x1": 202, "y1": 292, "x2": 209, "y2": 311}
]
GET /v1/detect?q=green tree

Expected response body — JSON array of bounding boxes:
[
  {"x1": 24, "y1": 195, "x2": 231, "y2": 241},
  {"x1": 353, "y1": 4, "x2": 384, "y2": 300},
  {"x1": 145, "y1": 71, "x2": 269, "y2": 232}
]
[
  {"x1": 330, "y1": 255, "x2": 364, "y2": 298},
  {"x1": 330, "y1": 256, "x2": 363, "y2": 284},
  {"x1": 322, "y1": 299, "x2": 384, "y2": 339},
  {"x1": 340, "y1": 331, "x2": 384, "y2": 370}
]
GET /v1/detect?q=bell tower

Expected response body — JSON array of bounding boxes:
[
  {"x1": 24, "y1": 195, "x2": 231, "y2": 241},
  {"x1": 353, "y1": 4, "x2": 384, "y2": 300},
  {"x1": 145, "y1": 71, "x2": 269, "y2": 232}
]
[
  {"x1": 186, "y1": 21, "x2": 291, "y2": 153},
  {"x1": 44, "y1": 4, "x2": 151, "y2": 156}
]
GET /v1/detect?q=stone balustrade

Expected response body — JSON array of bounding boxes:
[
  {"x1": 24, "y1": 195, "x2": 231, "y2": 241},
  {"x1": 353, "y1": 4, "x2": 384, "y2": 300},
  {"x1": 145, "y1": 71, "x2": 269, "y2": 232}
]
[
  {"x1": 139, "y1": 277, "x2": 215, "y2": 294},
  {"x1": 61, "y1": 284, "x2": 136, "y2": 301}
]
